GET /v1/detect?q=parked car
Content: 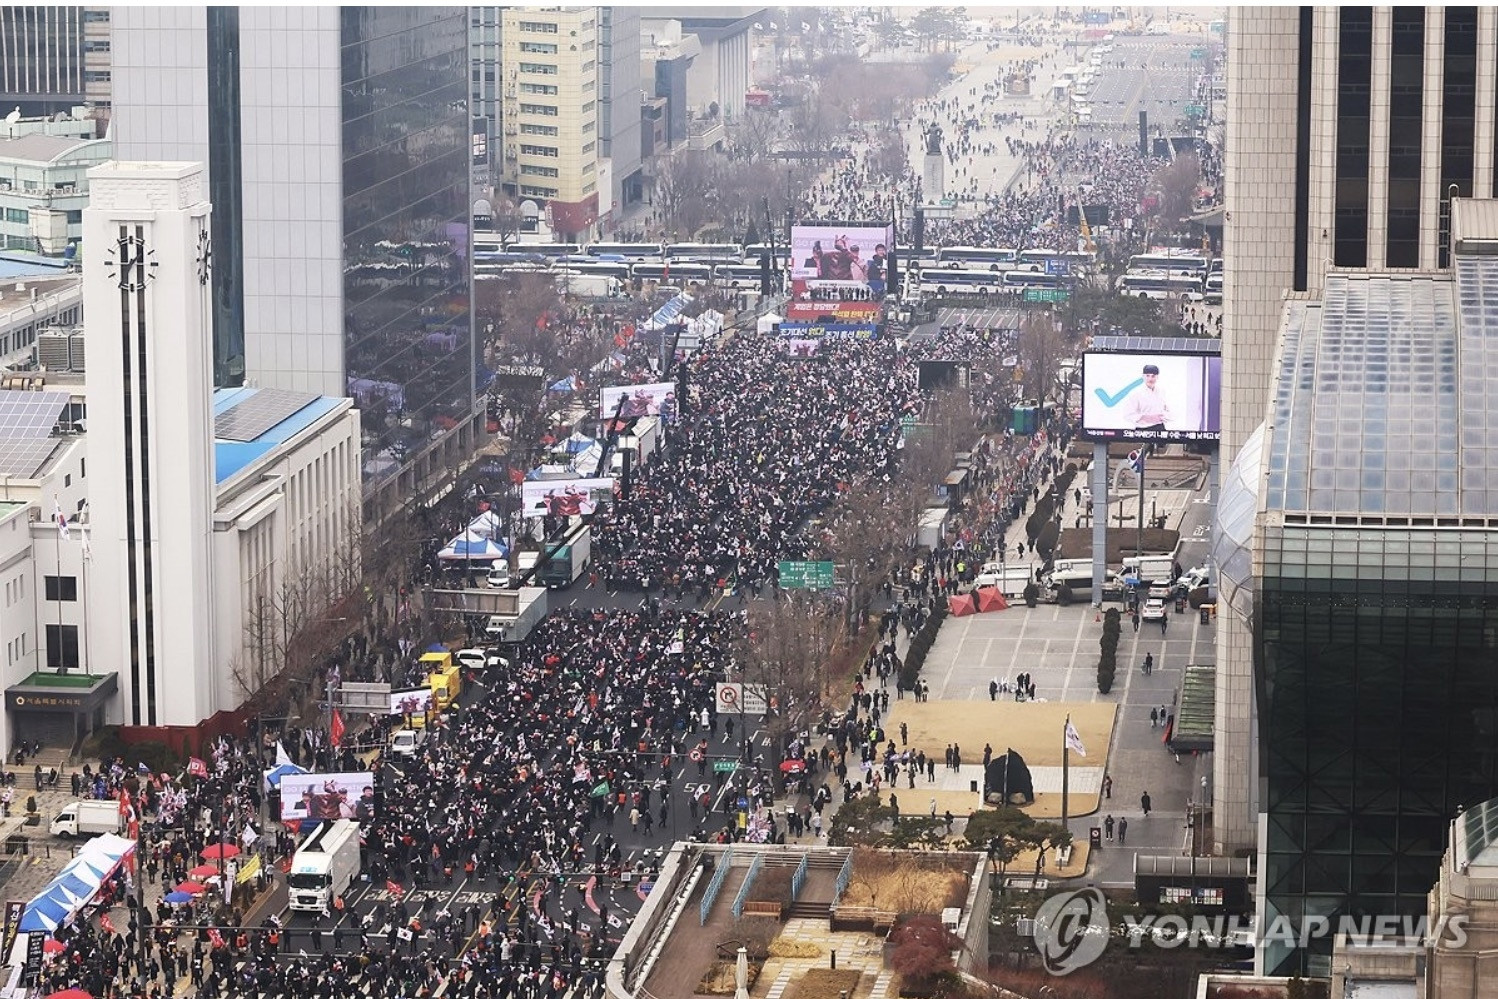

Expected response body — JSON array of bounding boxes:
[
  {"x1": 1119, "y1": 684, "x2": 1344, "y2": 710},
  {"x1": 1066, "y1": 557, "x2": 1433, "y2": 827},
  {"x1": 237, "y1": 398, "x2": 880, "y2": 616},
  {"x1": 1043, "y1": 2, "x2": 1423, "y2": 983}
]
[
  {"x1": 1140, "y1": 598, "x2": 1167, "y2": 622},
  {"x1": 454, "y1": 648, "x2": 486, "y2": 671}
]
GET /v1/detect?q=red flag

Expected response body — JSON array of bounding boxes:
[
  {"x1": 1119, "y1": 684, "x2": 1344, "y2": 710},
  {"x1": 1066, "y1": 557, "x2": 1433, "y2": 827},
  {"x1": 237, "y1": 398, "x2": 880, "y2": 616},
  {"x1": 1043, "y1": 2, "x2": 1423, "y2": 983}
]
[
  {"x1": 208, "y1": 927, "x2": 225, "y2": 949},
  {"x1": 386, "y1": 879, "x2": 405, "y2": 897},
  {"x1": 100, "y1": 912, "x2": 115, "y2": 935},
  {"x1": 330, "y1": 710, "x2": 345, "y2": 748},
  {"x1": 187, "y1": 757, "x2": 209, "y2": 779}
]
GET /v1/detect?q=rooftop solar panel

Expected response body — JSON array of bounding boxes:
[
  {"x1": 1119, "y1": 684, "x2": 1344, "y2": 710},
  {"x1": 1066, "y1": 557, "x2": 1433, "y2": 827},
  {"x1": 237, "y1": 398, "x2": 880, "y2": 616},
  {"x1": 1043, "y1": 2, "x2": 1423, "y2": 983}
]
[
  {"x1": 214, "y1": 388, "x2": 320, "y2": 443},
  {"x1": 0, "y1": 438, "x2": 61, "y2": 478},
  {"x1": 0, "y1": 390, "x2": 68, "y2": 439}
]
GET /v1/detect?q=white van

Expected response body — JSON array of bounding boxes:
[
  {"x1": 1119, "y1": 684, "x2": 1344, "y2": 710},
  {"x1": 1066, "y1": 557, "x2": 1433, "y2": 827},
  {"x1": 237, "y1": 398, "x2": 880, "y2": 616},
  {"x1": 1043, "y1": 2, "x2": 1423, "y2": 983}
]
[{"x1": 486, "y1": 564, "x2": 510, "y2": 588}]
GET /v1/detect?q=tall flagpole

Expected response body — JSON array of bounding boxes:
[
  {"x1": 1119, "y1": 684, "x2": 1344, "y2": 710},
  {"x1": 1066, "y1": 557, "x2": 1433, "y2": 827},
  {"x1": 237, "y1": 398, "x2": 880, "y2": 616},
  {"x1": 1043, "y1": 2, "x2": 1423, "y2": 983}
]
[{"x1": 1061, "y1": 713, "x2": 1070, "y2": 831}]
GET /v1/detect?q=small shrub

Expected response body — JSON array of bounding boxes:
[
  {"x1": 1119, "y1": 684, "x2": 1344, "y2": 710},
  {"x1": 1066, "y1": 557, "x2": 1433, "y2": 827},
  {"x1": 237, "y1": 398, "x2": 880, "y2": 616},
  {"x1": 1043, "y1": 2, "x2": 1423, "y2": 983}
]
[
  {"x1": 1056, "y1": 584, "x2": 1073, "y2": 606},
  {"x1": 1022, "y1": 582, "x2": 1039, "y2": 608}
]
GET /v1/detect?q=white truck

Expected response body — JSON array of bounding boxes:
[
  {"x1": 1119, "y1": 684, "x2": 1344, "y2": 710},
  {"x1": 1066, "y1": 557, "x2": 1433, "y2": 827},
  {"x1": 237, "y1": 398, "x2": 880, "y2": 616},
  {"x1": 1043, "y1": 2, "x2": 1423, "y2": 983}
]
[
  {"x1": 287, "y1": 819, "x2": 361, "y2": 913},
  {"x1": 609, "y1": 416, "x2": 663, "y2": 475},
  {"x1": 50, "y1": 799, "x2": 123, "y2": 838},
  {"x1": 1121, "y1": 554, "x2": 1177, "y2": 583},
  {"x1": 537, "y1": 522, "x2": 591, "y2": 589},
  {"x1": 972, "y1": 562, "x2": 1037, "y2": 598}
]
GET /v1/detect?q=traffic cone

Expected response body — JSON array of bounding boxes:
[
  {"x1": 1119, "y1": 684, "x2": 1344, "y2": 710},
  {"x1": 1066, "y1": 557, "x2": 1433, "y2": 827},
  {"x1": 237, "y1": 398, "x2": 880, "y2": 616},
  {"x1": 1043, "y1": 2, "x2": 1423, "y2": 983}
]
[{"x1": 1095, "y1": 608, "x2": 1101, "y2": 623}]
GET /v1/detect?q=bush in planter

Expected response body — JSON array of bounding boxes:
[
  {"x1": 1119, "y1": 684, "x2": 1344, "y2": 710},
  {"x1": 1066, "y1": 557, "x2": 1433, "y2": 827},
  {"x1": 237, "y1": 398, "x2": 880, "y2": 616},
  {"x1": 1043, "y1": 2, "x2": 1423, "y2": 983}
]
[
  {"x1": 1055, "y1": 584, "x2": 1073, "y2": 606},
  {"x1": 1022, "y1": 582, "x2": 1039, "y2": 608}
]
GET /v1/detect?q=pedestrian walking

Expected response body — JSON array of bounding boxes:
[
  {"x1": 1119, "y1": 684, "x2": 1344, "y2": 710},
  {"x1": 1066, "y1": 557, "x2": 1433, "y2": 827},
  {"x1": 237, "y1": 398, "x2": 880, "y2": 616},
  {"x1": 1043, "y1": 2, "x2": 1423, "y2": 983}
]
[
  {"x1": 1102, "y1": 774, "x2": 1112, "y2": 799},
  {"x1": 1104, "y1": 815, "x2": 1114, "y2": 841},
  {"x1": 1149, "y1": 708, "x2": 1158, "y2": 729},
  {"x1": 1118, "y1": 817, "x2": 1128, "y2": 844},
  {"x1": 1132, "y1": 611, "x2": 1140, "y2": 633},
  {"x1": 1140, "y1": 791, "x2": 1152, "y2": 816}
]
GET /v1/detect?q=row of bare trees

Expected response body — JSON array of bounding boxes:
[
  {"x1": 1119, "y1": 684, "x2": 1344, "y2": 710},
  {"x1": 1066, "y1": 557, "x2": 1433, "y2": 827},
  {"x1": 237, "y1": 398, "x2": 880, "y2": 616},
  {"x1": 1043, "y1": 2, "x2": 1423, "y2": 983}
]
[{"x1": 733, "y1": 386, "x2": 982, "y2": 772}]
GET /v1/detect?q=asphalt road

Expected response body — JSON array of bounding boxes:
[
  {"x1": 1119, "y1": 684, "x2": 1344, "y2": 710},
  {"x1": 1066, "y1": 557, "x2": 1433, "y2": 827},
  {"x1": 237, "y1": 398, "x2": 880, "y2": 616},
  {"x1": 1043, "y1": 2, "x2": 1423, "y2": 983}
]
[{"x1": 1082, "y1": 37, "x2": 1204, "y2": 136}]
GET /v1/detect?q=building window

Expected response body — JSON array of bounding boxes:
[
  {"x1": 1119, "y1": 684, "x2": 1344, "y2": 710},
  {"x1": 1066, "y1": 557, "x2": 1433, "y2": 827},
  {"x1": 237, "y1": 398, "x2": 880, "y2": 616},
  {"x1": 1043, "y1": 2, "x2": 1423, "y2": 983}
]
[
  {"x1": 582, "y1": 61, "x2": 596, "y2": 74},
  {"x1": 1439, "y1": 6, "x2": 1477, "y2": 268},
  {"x1": 1333, "y1": 8, "x2": 1371, "y2": 268},
  {"x1": 519, "y1": 103, "x2": 558, "y2": 117},
  {"x1": 1386, "y1": 7, "x2": 1425, "y2": 268},
  {"x1": 520, "y1": 164, "x2": 559, "y2": 177},
  {"x1": 582, "y1": 121, "x2": 594, "y2": 133},
  {"x1": 581, "y1": 101, "x2": 595, "y2": 114},
  {"x1": 520, "y1": 123, "x2": 558, "y2": 136},
  {"x1": 65, "y1": 210, "x2": 82, "y2": 224},
  {"x1": 519, "y1": 62, "x2": 558, "y2": 75},
  {"x1": 520, "y1": 185, "x2": 558, "y2": 198},
  {"x1": 83, "y1": 71, "x2": 111, "y2": 83},
  {"x1": 3, "y1": 208, "x2": 28, "y2": 225},
  {"x1": 520, "y1": 144, "x2": 558, "y2": 157},
  {"x1": 44, "y1": 576, "x2": 78, "y2": 602},
  {"x1": 83, "y1": 8, "x2": 108, "y2": 21},
  {"x1": 582, "y1": 141, "x2": 595, "y2": 154},
  {"x1": 519, "y1": 41, "x2": 557, "y2": 54},
  {"x1": 45, "y1": 624, "x2": 80, "y2": 669},
  {"x1": 518, "y1": 21, "x2": 559, "y2": 34},
  {"x1": 582, "y1": 80, "x2": 594, "y2": 94},
  {"x1": 520, "y1": 83, "x2": 558, "y2": 96}
]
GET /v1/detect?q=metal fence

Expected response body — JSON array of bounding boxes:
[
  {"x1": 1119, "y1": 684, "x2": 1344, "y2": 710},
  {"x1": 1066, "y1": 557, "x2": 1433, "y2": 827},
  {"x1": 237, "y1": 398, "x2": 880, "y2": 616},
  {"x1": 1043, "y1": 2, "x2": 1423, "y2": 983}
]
[
  {"x1": 699, "y1": 846, "x2": 735, "y2": 925},
  {"x1": 833, "y1": 851, "x2": 854, "y2": 904},
  {"x1": 790, "y1": 853, "x2": 809, "y2": 902},
  {"x1": 730, "y1": 853, "x2": 764, "y2": 920}
]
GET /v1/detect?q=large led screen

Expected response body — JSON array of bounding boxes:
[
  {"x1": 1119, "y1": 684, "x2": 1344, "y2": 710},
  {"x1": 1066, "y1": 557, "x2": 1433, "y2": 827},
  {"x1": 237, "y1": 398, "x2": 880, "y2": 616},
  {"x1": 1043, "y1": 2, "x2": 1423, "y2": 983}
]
[
  {"x1": 1081, "y1": 352, "x2": 1221, "y2": 442},
  {"x1": 521, "y1": 478, "x2": 616, "y2": 518},
  {"x1": 598, "y1": 382, "x2": 678, "y2": 420},
  {"x1": 279, "y1": 772, "x2": 377, "y2": 822},
  {"x1": 789, "y1": 223, "x2": 894, "y2": 300}
]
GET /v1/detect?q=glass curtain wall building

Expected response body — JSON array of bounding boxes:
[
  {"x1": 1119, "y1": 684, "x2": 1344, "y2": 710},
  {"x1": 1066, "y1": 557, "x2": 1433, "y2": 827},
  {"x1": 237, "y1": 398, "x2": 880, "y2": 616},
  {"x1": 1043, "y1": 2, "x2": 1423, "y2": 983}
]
[
  {"x1": 113, "y1": 7, "x2": 474, "y2": 515},
  {"x1": 1231, "y1": 243, "x2": 1498, "y2": 976}
]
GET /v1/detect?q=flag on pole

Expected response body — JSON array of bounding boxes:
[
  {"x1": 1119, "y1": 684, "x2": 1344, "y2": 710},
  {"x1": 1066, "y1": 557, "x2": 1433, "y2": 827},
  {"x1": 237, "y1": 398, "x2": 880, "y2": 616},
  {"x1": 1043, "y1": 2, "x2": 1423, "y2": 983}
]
[
  {"x1": 386, "y1": 880, "x2": 405, "y2": 898},
  {"x1": 330, "y1": 710, "x2": 345, "y2": 749},
  {"x1": 187, "y1": 757, "x2": 209, "y2": 779},
  {"x1": 275, "y1": 741, "x2": 292, "y2": 767},
  {"x1": 1064, "y1": 718, "x2": 1087, "y2": 757},
  {"x1": 53, "y1": 500, "x2": 69, "y2": 540},
  {"x1": 80, "y1": 527, "x2": 92, "y2": 562}
]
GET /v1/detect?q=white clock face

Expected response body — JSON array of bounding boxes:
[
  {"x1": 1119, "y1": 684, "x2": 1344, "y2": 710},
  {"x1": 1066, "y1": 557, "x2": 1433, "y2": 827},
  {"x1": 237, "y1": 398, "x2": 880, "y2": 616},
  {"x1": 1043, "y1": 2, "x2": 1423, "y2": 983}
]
[{"x1": 104, "y1": 233, "x2": 158, "y2": 292}]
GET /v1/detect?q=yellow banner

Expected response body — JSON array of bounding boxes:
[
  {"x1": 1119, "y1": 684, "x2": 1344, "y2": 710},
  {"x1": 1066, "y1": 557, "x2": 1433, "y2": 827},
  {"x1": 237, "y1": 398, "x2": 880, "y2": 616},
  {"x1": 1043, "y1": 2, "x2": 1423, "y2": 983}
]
[{"x1": 235, "y1": 854, "x2": 261, "y2": 885}]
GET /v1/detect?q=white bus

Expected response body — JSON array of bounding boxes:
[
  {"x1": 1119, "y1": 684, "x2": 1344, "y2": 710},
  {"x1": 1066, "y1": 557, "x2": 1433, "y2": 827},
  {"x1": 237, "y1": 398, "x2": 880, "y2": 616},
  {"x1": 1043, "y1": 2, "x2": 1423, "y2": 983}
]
[
  {"x1": 663, "y1": 242, "x2": 741, "y2": 261},
  {"x1": 502, "y1": 242, "x2": 580, "y2": 258},
  {"x1": 1118, "y1": 270, "x2": 1205, "y2": 301},
  {"x1": 1204, "y1": 272, "x2": 1224, "y2": 305},
  {"x1": 630, "y1": 262, "x2": 713, "y2": 284},
  {"x1": 742, "y1": 243, "x2": 790, "y2": 268},
  {"x1": 918, "y1": 268, "x2": 1007, "y2": 296},
  {"x1": 713, "y1": 264, "x2": 765, "y2": 291},
  {"x1": 568, "y1": 260, "x2": 633, "y2": 281},
  {"x1": 555, "y1": 272, "x2": 624, "y2": 297},
  {"x1": 1002, "y1": 270, "x2": 1067, "y2": 290},
  {"x1": 935, "y1": 246, "x2": 1020, "y2": 271},
  {"x1": 1127, "y1": 251, "x2": 1210, "y2": 278},
  {"x1": 586, "y1": 242, "x2": 663, "y2": 261}
]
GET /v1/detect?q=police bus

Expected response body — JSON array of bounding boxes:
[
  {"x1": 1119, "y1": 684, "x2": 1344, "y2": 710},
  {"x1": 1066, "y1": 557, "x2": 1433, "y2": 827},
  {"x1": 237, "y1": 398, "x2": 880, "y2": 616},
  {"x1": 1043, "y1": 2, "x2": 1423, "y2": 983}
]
[{"x1": 918, "y1": 268, "x2": 1008, "y2": 296}]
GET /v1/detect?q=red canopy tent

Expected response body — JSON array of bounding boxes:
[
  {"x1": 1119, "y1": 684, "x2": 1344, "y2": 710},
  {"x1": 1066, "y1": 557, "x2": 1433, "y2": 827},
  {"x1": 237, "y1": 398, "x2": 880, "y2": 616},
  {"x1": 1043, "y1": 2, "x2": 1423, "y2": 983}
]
[
  {"x1": 973, "y1": 587, "x2": 1009, "y2": 613},
  {"x1": 947, "y1": 593, "x2": 977, "y2": 617}
]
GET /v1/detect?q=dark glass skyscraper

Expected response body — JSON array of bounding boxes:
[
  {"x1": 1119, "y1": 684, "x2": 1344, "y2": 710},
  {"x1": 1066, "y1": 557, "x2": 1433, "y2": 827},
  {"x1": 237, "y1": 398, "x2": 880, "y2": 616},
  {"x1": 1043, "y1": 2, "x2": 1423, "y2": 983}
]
[{"x1": 114, "y1": 7, "x2": 475, "y2": 516}]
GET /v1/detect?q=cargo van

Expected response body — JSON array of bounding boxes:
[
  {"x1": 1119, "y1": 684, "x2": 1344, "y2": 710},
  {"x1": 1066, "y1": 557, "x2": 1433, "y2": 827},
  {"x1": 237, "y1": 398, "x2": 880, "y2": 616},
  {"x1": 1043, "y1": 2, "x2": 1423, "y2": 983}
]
[{"x1": 973, "y1": 562, "x2": 1038, "y2": 598}]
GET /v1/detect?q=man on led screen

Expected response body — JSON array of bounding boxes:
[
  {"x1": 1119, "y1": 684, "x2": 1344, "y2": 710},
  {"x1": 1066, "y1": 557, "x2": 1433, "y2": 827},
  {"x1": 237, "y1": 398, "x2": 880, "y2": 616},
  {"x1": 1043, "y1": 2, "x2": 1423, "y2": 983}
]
[{"x1": 1122, "y1": 364, "x2": 1172, "y2": 431}]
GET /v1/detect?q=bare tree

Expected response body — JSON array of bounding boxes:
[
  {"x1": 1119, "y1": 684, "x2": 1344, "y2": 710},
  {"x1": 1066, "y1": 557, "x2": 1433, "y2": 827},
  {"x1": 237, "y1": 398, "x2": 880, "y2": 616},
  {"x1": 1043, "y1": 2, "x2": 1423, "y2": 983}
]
[
  {"x1": 737, "y1": 595, "x2": 843, "y2": 782},
  {"x1": 1150, "y1": 153, "x2": 1202, "y2": 232}
]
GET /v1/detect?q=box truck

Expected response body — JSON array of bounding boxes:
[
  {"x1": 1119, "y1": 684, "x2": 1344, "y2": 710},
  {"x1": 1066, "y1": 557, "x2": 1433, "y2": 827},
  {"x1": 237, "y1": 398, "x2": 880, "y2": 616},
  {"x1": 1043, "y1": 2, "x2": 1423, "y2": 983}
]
[
  {"x1": 50, "y1": 799, "x2": 123, "y2": 838},
  {"x1": 288, "y1": 819, "x2": 361, "y2": 913},
  {"x1": 537, "y1": 522, "x2": 591, "y2": 588}
]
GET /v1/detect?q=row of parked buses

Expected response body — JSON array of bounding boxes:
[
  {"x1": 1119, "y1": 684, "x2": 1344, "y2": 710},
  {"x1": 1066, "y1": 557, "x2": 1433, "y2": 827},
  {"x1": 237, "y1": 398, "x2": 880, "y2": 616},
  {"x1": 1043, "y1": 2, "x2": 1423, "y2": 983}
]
[{"x1": 1115, "y1": 252, "x2": 1224, "y2": 303}]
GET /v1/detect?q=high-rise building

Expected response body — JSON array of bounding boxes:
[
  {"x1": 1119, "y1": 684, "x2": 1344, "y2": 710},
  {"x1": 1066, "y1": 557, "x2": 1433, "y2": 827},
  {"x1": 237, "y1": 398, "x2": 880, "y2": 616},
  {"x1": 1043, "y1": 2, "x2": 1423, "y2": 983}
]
[
  {"x1": 0, "y1": 7, "x2": 112, "y2": 125},
  {"x1": 599, "y1": 8, "x2": 645, "y2": 219},
  {"x1": 1220, "y1": 6, "x2": 1498, "y2": 853},
  {"x1": 110, "y1": 7, "x2": 475, "y2": 520},
  {"x1": 496, "y1": 7, "x2": 601, "y2": 240},
  {"x1": 1220, "y1": 6, "x2": 1498, "y2": 976},
  {"x1": 471, "y1": 6, "x2": 504, "y2": 193}
]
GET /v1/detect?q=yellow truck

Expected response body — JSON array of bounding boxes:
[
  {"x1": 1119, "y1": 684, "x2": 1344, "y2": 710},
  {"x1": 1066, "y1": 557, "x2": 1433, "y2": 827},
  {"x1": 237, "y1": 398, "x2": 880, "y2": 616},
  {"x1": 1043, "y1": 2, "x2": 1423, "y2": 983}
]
[{"x1": 422, "y1": 652, "x2": 462, "y2": 712}]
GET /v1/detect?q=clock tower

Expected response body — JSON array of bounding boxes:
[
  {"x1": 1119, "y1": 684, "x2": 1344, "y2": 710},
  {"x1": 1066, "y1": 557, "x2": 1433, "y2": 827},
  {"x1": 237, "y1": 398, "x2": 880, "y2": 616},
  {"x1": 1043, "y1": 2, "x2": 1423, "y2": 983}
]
[{"x1": 84, "y1": 162, "x2": 218, "y2": 728}]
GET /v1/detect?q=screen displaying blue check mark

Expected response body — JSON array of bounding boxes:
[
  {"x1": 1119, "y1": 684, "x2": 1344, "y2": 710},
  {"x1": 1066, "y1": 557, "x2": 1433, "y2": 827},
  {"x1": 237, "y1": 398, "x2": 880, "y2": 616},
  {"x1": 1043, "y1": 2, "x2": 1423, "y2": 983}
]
[{"x1": 1094, "y1": 377, "x2": 1144, "y2": 408}]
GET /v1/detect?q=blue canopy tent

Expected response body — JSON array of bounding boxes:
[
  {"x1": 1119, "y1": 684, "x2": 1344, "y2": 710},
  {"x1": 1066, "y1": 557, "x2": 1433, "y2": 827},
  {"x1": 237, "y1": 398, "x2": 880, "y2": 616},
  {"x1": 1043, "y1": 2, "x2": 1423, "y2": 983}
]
[
  {"x1": 262, "y1": 762, "x2": 308, "y2": 792},
  {"x1": 438, "y1": 531, "x2": 509, "y2": 562},
  {"x1": 18, "y1": 833, "x2": 135, "y2": 935}
]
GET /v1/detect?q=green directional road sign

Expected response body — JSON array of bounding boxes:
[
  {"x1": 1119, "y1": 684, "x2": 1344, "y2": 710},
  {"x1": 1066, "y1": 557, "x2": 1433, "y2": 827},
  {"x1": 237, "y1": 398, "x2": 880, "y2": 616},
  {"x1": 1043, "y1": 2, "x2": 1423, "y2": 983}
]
[
  {"x1": 1023, "y1": 287, "x2": 1071, "y2": 304},
  {"x1": 778, "y1": 560, "x2": 836, "y2": 590},
  {"x1": 713, "y1": 761, "x2": 737, "y2": 773}
]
